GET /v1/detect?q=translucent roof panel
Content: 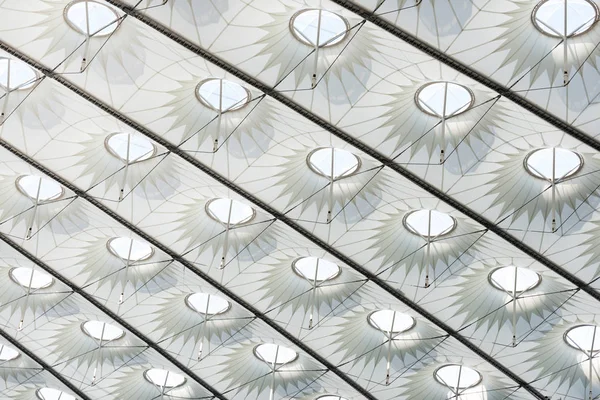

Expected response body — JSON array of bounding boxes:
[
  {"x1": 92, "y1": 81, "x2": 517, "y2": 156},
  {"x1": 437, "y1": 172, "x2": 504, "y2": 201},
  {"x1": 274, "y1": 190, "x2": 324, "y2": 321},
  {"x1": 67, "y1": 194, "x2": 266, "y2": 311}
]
[
  {"x1": 290, "y1": 9, "x2": 349, "y2": 47},
  {"x1": 64, "y1": 0, "x2": 119, "y2": 37},
  {"x1": 533, "y1": 0, "x2": 598, "y2": 37},
  {"x1": 0, "y1": 58, "x2": 37, "y2": 90}
]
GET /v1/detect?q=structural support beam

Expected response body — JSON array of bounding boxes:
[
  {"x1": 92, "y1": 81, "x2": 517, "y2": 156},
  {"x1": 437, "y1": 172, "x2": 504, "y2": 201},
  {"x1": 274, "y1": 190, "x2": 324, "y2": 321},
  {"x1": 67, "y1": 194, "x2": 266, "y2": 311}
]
[{"x1": 0, "y1": 40, "x2": 547, "y2": 399}]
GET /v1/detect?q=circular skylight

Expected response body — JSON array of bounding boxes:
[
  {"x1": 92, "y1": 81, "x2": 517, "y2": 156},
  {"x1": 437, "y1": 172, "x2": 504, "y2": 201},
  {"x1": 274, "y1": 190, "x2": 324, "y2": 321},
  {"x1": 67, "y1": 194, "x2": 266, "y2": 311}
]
[
  {"x1": 403, "y1": 209, "x2": 457, "y2": 238},
  {"x1": 524, "y1": 147, "x2": 583, "y2": 181},
  {"x1": 290, "y1": 9, "x2": 349, "y2": 47},
  {"x1": 36, "y1": 388, "x2": 76, "y2": 400},
  {"x1": 307, "y1": 147, "x2": 361, "y2": 179},
  {"x1": 489, "y1": 266, "x2": 542, "y2": 294},
  {"x1": 64, "y1": 0, "x2": 119, "y2": 37},
  {"x1": 107, "y1": 237, "x2": 154, "y2": 262},
  {"x1": 368, "y1": 310, "x2": 415, "y2": 334},
  {"x1": 293, "y1": 257, "x2": 341, "y2": 282},
  {"x1": 206, "y1": 198, "x2": 256, "y2": 226},
  {"x1": 434, "y1": 364, "x2": 482, "y2": 390},
  {"x1": 196, "y1": 78, "x2": 250, "y2": 113},
  {"x1": 9, "y1": 267, "x2": 54, "y2": 289},
  {"x1": 144, "y1": 368, "x2": 186, "y2": 388},
  {"x1": 416, "y1": 82, "x2": 474, "y2": 118},
  {"x1": 81, "y1": 320, "x2": 125, "y2": 342},
  {"x1": 317, "y1": 396, "x2": 349, "y2": 400},
  {"x1": 185, "y1": 293, "x2": 231, "y2": 316},
  {"x1": 533, "y1": 0, "x2": 598, "y2": 37},
  {"x1": 254, "y1": 343, "x2": 298, "y2": 366},
  {"x1": 564, "y1": 324, "x2": 600, "y2": 353},
  {"x1": 105, "y1": 132, "x2": 156, "y2": 164},
  {"x1": 16, "y1": 175, "x2": 64, "y2": 203},
  {"x1": 0, "y1": 344, "x2": 19, "y2": 361},
  {"x1": 0, "y1": 58, "x2": 37, "y2": 91}
]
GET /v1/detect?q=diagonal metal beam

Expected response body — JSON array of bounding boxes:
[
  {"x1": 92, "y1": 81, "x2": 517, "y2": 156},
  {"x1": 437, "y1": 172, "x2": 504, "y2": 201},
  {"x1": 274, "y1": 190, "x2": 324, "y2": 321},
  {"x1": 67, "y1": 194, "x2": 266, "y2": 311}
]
[
  {"x1": 0, "y1": 40, "x2": 547, "y2": 399},
  {"x1": 331, "y1": 0, "x2": 600, "y2": 152}
]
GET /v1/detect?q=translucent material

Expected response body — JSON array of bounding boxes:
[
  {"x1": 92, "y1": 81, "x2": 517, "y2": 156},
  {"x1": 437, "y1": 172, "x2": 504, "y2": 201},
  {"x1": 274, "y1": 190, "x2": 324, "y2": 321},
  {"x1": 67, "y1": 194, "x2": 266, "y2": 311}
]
[
  {"x1": 525, "y1": 147, "x2": 582, "y2": 181},
  {"x1": 293, "y1": 257, "x2": 341, "y2": 282},
  {"x1": 489, "y1": 266, "x2": 541, "y2": 293},
  {"x1": 82, "y1": 320, "x2": 125, "y2": 341},
  {"x1": 64, "y1": 0, "x2": 119, "y2": 37},
  {"x1": 0, "y1": 58, "x2": 37, "y2": 90},
  {"x1": 36, "y1": 388, "x2": 76, "y2": 400},
  {"x1": 434, "y1": 364, "x2": 482, "y2": 389},
  {"x1": 368, "y1": 310, "x2": 415, "y2": 334},
  {"x1": 144, "y1": 368, "x2": 186, "y2": 388},
  {"x1": 9, "y1": 267, "x2": 54, "y2": 289},
  {"x1": 317, "y1": 397, "x2": 348, "y2": 400},
  {"x1": 404, "y1": 209, "x2": 456, "y2": 238},
  {"x1": 206, "y1": 198, "x2": 255, "y2": 225},
  {"x1": 416, "y1": 82, "x2": 474, "y2": 118},
  {"x1": 291, "y1": 9, "x2": 349, "y2": 47},
  {"x1": 564, "y1": 324, "x2": 600, "y2": 353},
  {"x1": 0, "y1": 345, "x2": 19, "y2": 361},
  {"x1": 254, "y1": 343, "x2": 298, "y2": 365},
  {"x1": 533, "y1": 0, "x2": 598, "y2": 37},
  {"x1": 16, "y1": 175, "x2": 63, "y2": 202},
  {"x1": 196, "y1": 78, "x2": 249, "y2": 112},
  {"x1": 185, "y1": 293, "x2": 231, "y2": 315},
  {"x1": 105, "y1": 132, "x2": 156, "y2": 163},
  {"x1": 308, "y1": 147, "x2": 360, "y2": 179},
  {"x1": 107, "y1": 237, "x2": 153, "y2": 262}
]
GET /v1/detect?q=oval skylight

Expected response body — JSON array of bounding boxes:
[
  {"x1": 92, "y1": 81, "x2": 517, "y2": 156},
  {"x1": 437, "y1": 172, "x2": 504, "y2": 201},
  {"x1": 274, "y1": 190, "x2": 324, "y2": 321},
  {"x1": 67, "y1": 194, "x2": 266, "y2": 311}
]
[
  {"x1": 206, "y1": 198, "x2": 256, "y2": 226},
  {"x1": 533, "y1": 0, "x2": 598, "y2": 37},
  {"x1": 105, "y1": 132, "x2": 156, "y2": 164},
  {"x1": 368, "y1": 310, "x2": 415, "y2": 334},
  {"x1": 403, "y1": 209, "x2": 456, "y2": 238},
  {"x1": 81, "y1": 320, "x2": 125, "y2": 342},
  {"x1": 196, "y1": 78, "x2": 250, "y2": 113},
  {"x1": 434, "y1": 364, "x2": 482, "y2": 390},
  {"x1": 36, "y1": 388, "x2": 76, "y2": 400},
  {"x1": 525, "y1": 147, "x2": 582, "y2": 181},
  {"x1": 254, "y1": 343, "x2": 298, "y2": 366},
  {"x1": 564, "y1": 324, "x2": 600, "y2": 353},
  {"x1": 144, "y1": 368, "x2": 186, "y2": 388},
  {"x1": 64, "y1": 0, "x2": 119, "y2": 37},
  {"x1": 290, "y1": 9, "x2": 349, "y2": 47},
  {"x1": 9, "y1": 267, "x2": 54, "y2": 289},
  {"x1": 0, "y1": 58, "x2": 37, "y2": 91},
  {"x1": 317, "y1": 396, "x2": 349, "y2": 400},
  {"x1": 185, "y1": 293, "x2": 231, "y2": 316},
  {"x1": 489, "y1": 266, "x2": 541, "y2": 293},
  {"x1": 307, "y1": 147, "x2": 361, "y2": 179},
  {"x1": 0, "y1": 344, "x2": 19, "y2": 361},
  {"x1": 16, "y1": 175, "x2": 64, "y2": 203},
  {"x1": 293, "y1": 257, "x2": 341, "y2": 282},
  {"x1": 416, "y1": 82, "x2": 474, "y2": 118},
  {"x1": 107, "y1": 237, "x2": 154, "y2": 262}
]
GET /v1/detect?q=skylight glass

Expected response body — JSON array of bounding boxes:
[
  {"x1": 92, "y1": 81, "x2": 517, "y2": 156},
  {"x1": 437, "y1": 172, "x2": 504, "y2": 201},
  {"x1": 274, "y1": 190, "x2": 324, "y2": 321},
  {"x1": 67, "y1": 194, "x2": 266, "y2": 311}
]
[
  {"x1": 290, "y1": 9, "x2": 349, "y2": 47},
  {"x1": 368, "y1": 310, "x2": 415, "y2": 334},
  {"x1": 416, "y1": 82, "x2": 474, "y2": 118},
  {"x1": 64, "y1": 0, "x2": 119, "y2": 37},
  {"x1": 489, "y1": 266, "x2": 541, "y2": 293},
  {"x1": 0, "y1": 58, "x2": 37, "y2": 91},
  {"x1": 317, "y1": 396, "x2": 349, "y2": 400},
  {"x1": 81, "y1": 320, "x2": 125, "y2": 341},
  {"x1": 403, "y1": 209, "x2": 456, "y2": 238},
  {"x1": 144, "y1": 368, "x2": 186, "y2": 388},
  {"x1": 533, "y1": 0, "x2": 598, "y2": 37},
  {"x1": 524, "y1": 147, "x2": 582, "y2": 181},
  {"x1": 307, "y1": 147, "x2": 360, "y2": 179},
  {"x1": 0, "y1": 344, "x2": 19, "y2": 361},
  {"x1": 185, "y1": 293, "x2": 231, "y2": 315},
  {"x1": 105, "y1": 132, "x2": 156, "y2": 164},
  {"x1": 564, "y1": 325, "x2": 600, "y2": 353},
  {"x1": 196, "y1": 78, "x2": 250, "y2": 113},
  {"x1": 36, "y1": 388, "x2": 76, "y2": 400},
  {"x1": 206, "y1": 198, "x2": 255, "y2": 226},
  {"x1": 254, "y1": 343, "x2": 298, "y2": 365},
  {"x1": 293, "y1": 257, "x2": 341, "y2": 282},
  {"x1": 107, "y1": 237, "x2": 154, "y2": 262},
  {"x1": 16, "y1": 175, "x2": 63, "y2": 203},
  {"x1": 434, "y1": 364, "x2": 482, "y2": 390},
  {"x1": 9, "y1": 267, "x2": 54, "y2": 289}
]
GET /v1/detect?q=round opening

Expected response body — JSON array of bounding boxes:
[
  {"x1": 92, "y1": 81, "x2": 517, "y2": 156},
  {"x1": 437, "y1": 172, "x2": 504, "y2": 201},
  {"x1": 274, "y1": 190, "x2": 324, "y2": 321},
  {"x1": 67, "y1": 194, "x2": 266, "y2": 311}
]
[
  {"x1": 64, "y1": 0, "x2": 119, "y2": 37},
  {"x1": 0, "y1": 58, "x2": 37, "y2": 91},
  {"x1": 144, "y1": 368, "x2": 186, "y2": 388},
  {"x1": 564, "y1": 324, "x2": 600, "y2": 353},
  {"x1": 434, "y1": 364, "x2": 482, "y2": 390},
  {"x1": 367, "y1": 310, "x2": 415, "y2": 334},
  {"x1": 205, "y1": 198, "x2": 256, "y2": 226},
  {"x1": 105, "y1": 132, "x2": 156, "y2": 164},
  {"x1": 36, "y1": 388, "x2": 76, "y2": 400},
  {"x1": 524, "y1": 147, "x2": 583, "y2": 181},
  {"x1": 488, "y1": 266, "x2": 542, "y2": 294},
  {"x1": 0, "y1": 344, "x2": 19, "y2": 361},
  {"x1": 416, "y1": 82, "x2": 474, "y2": 118},
  {"x1": 290, "y1": 9, "x2": 349, "y2": 47},
  {"x1": 16, "y1": 175, "x2": 64, "y2": 203},
  {"x1": 81, "y1": 320, "x2": 125, "y2": 342},
  {"x1": 185, "y1": 293, "x2": 231, "y2": 316},
  {"x1": 533, "y1": 0, "x2": 598, "y2": 37},
  {"x1": 403, "y1": 209, "x2": 457, "y2": 238},
  {"x1": 292, "y1": 257, "x2": 341, "y2": 282},
  {"x1": 107, "y1": 237, "x2": 154, "y2": 262},
  {"x1": 307, "y1": 147, "x2": 361, "y2": 179},
  {"x1": 9, "y1": 267, "x2": 54, "y2": 289},
  {"x1": 253, "y1": 343, "x2": 298, "y2": 366},
  {"x1": 195, "y1": 78, "x2": 250, "y2": 113},
  {"x1": 317, "y1": 397, "x2": 349, "y2": 400}
]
